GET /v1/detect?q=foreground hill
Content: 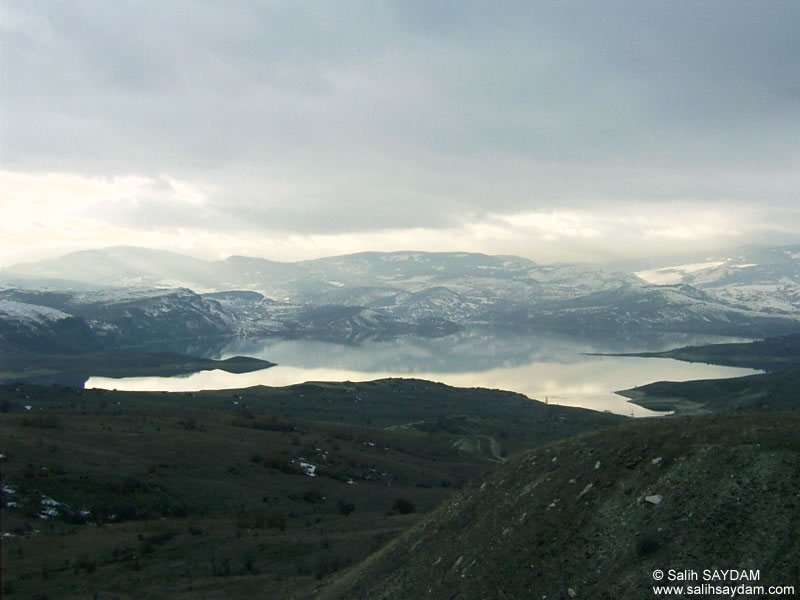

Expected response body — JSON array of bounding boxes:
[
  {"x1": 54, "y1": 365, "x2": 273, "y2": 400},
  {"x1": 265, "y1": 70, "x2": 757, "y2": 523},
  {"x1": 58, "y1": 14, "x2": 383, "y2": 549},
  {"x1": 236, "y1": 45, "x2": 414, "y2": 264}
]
[
  {"x1": 0, "y1": 380, "x2": 623, "y2": 599},
  {"x1": 316, "y1": 412, "x2": 800, "y2": 600}
]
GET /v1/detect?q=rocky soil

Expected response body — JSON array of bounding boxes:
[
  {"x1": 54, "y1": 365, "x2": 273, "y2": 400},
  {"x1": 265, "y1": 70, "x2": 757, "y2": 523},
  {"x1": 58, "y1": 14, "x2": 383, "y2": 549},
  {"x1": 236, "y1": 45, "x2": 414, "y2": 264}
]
[{"x1": 314, "y1": 412, "x2": 800, "y2": 600}]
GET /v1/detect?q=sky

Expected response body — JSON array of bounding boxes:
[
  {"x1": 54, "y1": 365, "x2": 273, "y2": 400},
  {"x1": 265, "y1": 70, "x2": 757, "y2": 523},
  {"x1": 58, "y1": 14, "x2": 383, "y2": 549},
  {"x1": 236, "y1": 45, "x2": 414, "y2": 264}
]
[{"x1": 2, "y1": 1, "x2": 799, "y2": 267}]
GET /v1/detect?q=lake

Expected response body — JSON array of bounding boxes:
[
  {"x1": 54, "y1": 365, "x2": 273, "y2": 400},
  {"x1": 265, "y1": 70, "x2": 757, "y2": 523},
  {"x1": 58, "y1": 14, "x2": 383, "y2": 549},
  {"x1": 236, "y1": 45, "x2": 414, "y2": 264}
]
[{"x1": 86, "y1": 329, "x2": 760, "y2": 417}]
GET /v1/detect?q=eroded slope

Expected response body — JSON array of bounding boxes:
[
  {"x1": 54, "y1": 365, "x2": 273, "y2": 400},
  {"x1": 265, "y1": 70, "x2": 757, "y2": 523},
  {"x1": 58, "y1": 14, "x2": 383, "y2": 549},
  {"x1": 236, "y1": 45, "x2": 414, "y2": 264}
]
[{"x1": 317, "y1": 413, "x2": 800, "y2": 600}]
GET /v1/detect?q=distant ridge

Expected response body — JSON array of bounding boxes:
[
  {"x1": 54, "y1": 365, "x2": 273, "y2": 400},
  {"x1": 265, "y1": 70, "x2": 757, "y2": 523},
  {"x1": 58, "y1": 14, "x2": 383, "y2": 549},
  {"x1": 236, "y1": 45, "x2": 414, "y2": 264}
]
[{"x1": 3, "y1": 245, "x2": 800, "y2": 344}]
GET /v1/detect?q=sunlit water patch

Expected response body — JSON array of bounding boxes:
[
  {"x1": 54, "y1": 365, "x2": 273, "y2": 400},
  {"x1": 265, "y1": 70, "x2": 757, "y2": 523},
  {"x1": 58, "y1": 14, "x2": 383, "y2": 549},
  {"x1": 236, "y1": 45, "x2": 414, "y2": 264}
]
[{"x1": 86, "y1": 332, "x2": 759, "y2": 417}]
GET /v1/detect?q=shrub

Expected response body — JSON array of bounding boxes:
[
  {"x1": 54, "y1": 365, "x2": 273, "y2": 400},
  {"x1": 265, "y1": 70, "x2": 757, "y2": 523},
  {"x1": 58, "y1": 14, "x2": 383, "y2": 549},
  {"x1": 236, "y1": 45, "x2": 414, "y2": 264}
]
[
  {"x1": 146, "y1": 530, "x2": 175, "y2": 545},
  {"x1": 314, "y1": 554, "x2": 352, "y2": 579},
  {"x1": 240, "y1": 509, "x2": 286, "y2": 530},
  {"x1": 302, "y1": 489, "x2": 324, "y2": 504},
  {"x1": 176, "y1": 416, "x2": 198, "y2": 430},
  {"x1": 391, "y1": 498, "x2": 415, "y2": 515},
  {"x1": 257, "y1": 453, "x2": 304, "y2": 475},
  {"x1": 77, "y1": 554, "x2": 96, "y2": 573},
  {"x1": 244, "y1": 554, "x2": 257, "y2": 574},
  {"x1": 337, "y1": 500, "x2": 355, "y2": 516},
  {"x1": 635, "y1": 530, "x2": 661, "y2": 556}
]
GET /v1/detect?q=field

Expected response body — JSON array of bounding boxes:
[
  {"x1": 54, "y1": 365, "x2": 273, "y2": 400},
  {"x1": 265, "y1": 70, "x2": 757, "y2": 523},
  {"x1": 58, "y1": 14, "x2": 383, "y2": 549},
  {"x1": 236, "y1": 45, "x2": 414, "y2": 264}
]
[{"x1": 0, "y1": 379, "x2": 622, "y2": 599}]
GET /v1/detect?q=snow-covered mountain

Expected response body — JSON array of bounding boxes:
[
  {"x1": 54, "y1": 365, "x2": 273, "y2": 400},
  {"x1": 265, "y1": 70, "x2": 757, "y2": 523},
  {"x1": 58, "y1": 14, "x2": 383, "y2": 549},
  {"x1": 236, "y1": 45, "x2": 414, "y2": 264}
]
[
  {"x1": 0, "y1": 299, "x2": 97, "y2": 353},
  {"x1": 0, "y1": 287, "x2": 235, "y2": 353},
  {"x1": 2, "y1": 247, "x2": 629, "y2": 304},
  {"x1": 635, "y1": 245, "x2": 800, "y2": 314},
  {"x1": 3, "y1": 246, "x2": 800, "y2": 353}
]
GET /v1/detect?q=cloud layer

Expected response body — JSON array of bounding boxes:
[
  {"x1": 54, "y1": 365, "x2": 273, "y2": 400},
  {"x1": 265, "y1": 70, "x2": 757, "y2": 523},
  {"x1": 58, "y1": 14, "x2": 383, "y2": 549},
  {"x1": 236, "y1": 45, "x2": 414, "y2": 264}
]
[{"x1": 2, "y1": 1, "x2": 799, "y2": 264}]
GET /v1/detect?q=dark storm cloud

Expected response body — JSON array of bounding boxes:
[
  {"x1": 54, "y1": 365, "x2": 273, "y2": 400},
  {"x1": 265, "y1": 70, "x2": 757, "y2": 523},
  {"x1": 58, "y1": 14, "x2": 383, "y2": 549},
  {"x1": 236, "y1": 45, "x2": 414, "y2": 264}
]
[{"x1": 2, "y1": 0, "x2": 799, "y2": 238}]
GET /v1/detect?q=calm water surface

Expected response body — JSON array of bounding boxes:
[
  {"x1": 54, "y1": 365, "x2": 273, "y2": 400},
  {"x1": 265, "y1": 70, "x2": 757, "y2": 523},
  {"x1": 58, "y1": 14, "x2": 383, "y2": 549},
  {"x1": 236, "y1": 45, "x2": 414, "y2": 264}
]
[{"x1": 86, "y1": 330, "x2": 760, "y2": 417}]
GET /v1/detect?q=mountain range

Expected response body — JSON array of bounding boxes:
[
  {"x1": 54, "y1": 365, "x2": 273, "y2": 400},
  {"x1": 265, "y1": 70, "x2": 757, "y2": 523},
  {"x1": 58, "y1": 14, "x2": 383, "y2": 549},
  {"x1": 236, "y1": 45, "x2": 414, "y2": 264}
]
[{"x1": 3, "y1": 245, "x2": 800, "y2": 353}]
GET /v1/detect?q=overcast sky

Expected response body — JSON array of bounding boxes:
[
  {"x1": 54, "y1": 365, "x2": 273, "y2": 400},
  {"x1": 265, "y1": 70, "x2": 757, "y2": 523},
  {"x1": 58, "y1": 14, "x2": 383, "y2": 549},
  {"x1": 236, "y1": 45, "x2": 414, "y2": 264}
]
[{"x1": 2, "y1": 1, "x2": 799, "y2": 267}]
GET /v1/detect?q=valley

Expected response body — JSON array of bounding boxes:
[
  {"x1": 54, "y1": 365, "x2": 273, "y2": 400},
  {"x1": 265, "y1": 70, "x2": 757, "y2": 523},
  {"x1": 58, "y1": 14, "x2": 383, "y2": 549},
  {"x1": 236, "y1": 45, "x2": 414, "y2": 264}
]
[{"x1": 2, "y1": 245, "x2": 800, "y2": 599}]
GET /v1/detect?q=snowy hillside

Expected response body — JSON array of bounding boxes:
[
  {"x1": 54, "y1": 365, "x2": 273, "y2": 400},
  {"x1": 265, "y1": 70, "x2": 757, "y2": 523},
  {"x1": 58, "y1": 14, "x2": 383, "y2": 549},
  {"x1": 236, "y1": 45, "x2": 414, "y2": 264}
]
[
  {"x1": 3, "y1": 246, "x2": 800, "y2": 352},
  {"x1": 0, "y1": 288, "x2": 236, "y2": 353},
  {"x1": 0, "y1": 299, "x2": 96, "y2": 353},
  {"x1": 0, "y1": 299, "x2": 72, "y2": 324},
  {"x1": 635, "y1": 246, "x2": 800, "y2": 314}
]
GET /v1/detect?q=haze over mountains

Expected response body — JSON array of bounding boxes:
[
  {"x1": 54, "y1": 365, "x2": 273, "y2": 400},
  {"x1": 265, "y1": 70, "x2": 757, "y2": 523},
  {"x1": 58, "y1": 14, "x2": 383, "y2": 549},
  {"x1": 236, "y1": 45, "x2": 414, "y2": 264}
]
[{"x1": 3, "y1": 245, "x2": 800, "y2": 354}]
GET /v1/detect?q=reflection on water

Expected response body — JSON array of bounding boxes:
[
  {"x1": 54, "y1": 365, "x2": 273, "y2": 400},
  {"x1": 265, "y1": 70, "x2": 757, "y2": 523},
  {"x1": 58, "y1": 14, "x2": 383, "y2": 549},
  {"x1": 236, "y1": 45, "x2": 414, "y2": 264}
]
[
  {"x1": 215, "y1": 329, "x2": 753, "y2": 373},
  {"x1": 86, "y1": 330, "x2": 760, "y2": 417}
]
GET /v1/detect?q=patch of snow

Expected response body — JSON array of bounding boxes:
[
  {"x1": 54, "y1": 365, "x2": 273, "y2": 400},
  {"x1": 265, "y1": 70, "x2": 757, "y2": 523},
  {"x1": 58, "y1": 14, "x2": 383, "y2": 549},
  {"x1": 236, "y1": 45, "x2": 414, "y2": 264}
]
[
  {"x1": 69, "y1": 287, "x2": 180, "y2": 304},
  {"x1": 0, "y1": 300, "x2": 71, "y2": 323},
  {"x1": 576, "y1": 483, "x2": 594, "y2": 500},
  {"x1": 298, "y1": 461, "x2": 317, "y2": 477},
  {"x1": 635, "y1": 261, "x2": 726, "y2": 285}
]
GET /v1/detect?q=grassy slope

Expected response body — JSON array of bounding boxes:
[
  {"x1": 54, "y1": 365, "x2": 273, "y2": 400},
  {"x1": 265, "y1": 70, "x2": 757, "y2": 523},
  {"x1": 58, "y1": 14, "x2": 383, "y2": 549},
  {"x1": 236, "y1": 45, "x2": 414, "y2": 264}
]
[
  {"x1": 0, "y1": 380, "x2": 623, "y2": 599},
  {"x1": 316, "y1": 412, "x2": 800, "y2": 600}
]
